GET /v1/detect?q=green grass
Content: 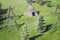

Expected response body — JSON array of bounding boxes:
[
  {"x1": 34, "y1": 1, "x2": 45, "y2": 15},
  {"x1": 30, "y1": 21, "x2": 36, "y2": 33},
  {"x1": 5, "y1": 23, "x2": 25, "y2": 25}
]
[{"x1": 0, "y1": 0, "x2": 60, "y2": 40}]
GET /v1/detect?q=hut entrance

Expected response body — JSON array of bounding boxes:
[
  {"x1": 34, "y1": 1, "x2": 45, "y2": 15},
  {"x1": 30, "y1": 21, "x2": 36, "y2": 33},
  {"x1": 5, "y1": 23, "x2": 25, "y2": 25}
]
[{"x1": 32, "y1": 12, "x2": 36, "y2": 16}]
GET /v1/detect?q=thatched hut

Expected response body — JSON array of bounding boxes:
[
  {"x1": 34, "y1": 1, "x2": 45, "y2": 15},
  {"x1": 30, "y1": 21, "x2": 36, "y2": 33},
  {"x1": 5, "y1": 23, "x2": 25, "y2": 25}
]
[{"x1": 24, "y1": 5, "x2": 38, "y2": 16}]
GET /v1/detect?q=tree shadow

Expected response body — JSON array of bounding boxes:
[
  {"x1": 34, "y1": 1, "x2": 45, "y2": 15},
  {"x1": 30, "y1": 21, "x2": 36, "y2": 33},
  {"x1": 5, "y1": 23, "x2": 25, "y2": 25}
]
[
  {"x1": 8, "y1": 23, "x2": 25, "y2": 32},
  {"x1": 0, "y1": 9, "x2": 8, "y2": 15},
  {"x1": 0, "y1": 9, "x2": 7, "y2": 24},
  {"x1": 29, "y1": 34, "x2": 43, "y2": 40},
  {"x1": 42, "y1": 24, "x2": 53, "y2": 33},
  {"x1": 0, "y1": 3, "x2": 8, "y2": 24},
  {"x1": 50, "y1": 29, "x2": 57, "y2": 34},
  {"x1": 0, "y1": 17, "x2": 6, "y2": 22},
  {"x1": 17, "y1": 23, "x2": 25, "y2": 31},
  {"x1": 0, "y1": 27, "x2": 3, "y2": 31}
]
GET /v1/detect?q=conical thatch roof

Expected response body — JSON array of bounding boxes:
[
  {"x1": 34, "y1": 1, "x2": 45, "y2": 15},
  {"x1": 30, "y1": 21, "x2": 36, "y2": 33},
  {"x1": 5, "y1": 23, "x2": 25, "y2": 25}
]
[{"x1": 24, "y1": 5, "x2": 38, "y2": 16}]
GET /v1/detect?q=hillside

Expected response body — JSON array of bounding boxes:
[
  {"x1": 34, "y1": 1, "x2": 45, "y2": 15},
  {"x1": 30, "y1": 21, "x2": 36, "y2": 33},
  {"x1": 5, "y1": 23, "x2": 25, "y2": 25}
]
[{"x1": 0, "y1": 0, "x2": 60, "y2": 40}]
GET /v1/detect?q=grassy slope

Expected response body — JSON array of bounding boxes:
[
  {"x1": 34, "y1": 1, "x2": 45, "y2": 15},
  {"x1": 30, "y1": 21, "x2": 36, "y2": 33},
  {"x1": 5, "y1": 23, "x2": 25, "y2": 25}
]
[{"x1": 0, "y1": 0, "x2": 60, "y2": 40}]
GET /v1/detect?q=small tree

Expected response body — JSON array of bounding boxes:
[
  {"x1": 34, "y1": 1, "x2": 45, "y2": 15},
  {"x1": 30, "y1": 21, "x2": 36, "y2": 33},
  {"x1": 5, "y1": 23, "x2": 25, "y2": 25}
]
[
  {"x1": 24, "y1": 23, "x2": 29, "y2": 40},
  {"x1": 37, "y1": 15, "x2": 45, "y2": 33}
]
